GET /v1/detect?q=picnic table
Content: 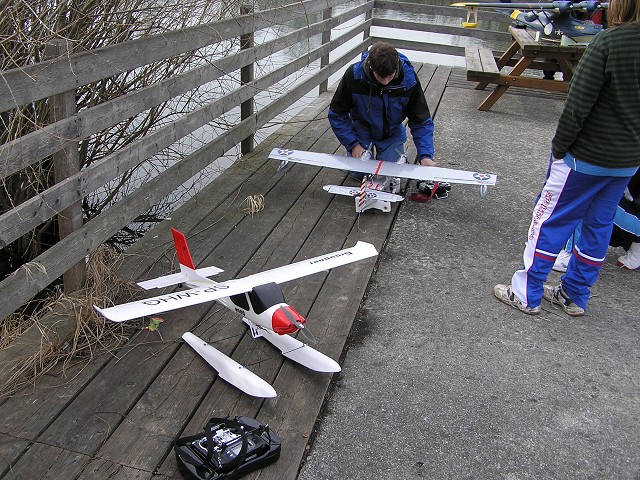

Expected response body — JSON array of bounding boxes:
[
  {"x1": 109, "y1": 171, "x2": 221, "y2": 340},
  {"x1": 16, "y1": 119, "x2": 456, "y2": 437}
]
[{"x1": 466, "y1": 26, "x2": 587, "y2": 111}]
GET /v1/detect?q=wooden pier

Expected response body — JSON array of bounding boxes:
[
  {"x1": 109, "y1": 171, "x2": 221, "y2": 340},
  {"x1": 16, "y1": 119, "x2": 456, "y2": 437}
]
[{"x1": 0, "y1": 63, "x2": 453, "y2": 480}]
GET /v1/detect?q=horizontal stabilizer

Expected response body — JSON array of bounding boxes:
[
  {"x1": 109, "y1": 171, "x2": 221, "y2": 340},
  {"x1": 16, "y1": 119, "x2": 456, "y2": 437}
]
[
  {"x1": 269, "y1": 148, "x2": 496, "y2": 186},
  {"x1": 182, "y1": 332, "x2": 277, "y2": 398},
  {"x1": 243, "y1": 319, "x2": 340, "y2": 373},
  {"x1": 323, "y1": 185, "x2": 404, "y2": 202},
  {"x1": 137, "y1": 266, "x2": 224, "y2": 290}
]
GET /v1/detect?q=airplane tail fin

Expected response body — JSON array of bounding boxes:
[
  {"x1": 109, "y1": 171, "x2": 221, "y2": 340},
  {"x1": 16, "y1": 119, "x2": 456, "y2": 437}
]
[
  {"x1": 137, "y1": 228, "x2": 223, "y2": 290},
  {"x1": 172, "y1": 227, "x2": 196, "y2": 270}
]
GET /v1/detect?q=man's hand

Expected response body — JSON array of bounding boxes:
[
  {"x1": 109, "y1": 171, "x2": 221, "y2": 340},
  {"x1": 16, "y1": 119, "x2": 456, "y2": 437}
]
[
  {"x1": 418, "y1": 156, "x2": 436, "y2": 167},
  {"x1": 351, "y1": 144, "x2": 366, "y2": 158}
]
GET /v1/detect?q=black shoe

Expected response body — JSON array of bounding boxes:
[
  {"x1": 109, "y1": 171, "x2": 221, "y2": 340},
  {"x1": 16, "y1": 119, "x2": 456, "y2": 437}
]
[{"x1": 417, "y1": 180, "x2": 451, "y2": 199}]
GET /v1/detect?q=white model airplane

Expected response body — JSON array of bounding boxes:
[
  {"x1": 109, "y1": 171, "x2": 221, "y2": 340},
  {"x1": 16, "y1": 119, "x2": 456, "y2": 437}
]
[
  {"x1": 269, "y1": 148, "x2": 497, "y2": 213},
  {"x1": 95, "y1": 228, "x2": 378, "y2": 397}
]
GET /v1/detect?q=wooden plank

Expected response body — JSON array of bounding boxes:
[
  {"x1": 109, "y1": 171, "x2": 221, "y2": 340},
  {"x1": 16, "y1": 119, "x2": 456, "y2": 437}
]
[
  {"x1": 0, "y1": 352, "x2": 112, "y2": 475},
  {"x1": 450, "y1": 67, "x2": 568, "y2": 103},
  {"x1": 0, "y1": 62, "x2": 452, "y2": 480},
  {"x1": 509, "y1": 26, "x2": 585, "y2": 58},
  {"x1": 155, "y1": 166, "x2": 348, "y2": 478},
  {"x1": 161, "y1": 175, "x2": 373, "y2": 480},
  {"x1": 247, "y1": 67, "x2": 451, "y2": 479},
  {"x1": 3, "y1": 442, "x2": 91, "y2": 479},
  {"x1": 79, "y1": 458, "x2": 157, "y2": 480},
  {"x1": 92, "y1": 164, "x2": 339, "y2": 470},
  {"x1": 159, "y1": 63, "x2": 450, "y2": 478},
  {"x1": 486, "y1": 75, "x2": 570, "y2": 92},
  {"x1": 0, "y1": 433, "x2": 30, "y2": 477},
  {"x1": 0, "y1": 53, "x2": 342, "y2": 323},
  {"x1": 465, "y1": 47, "x2": 484, "y2": 73},
  {"x1": 425, "y1": 65, "x2": 453, "y2": 119},
  {"x1": 82, "y1": 333, "x2": 225, "y2": 473},
  {"x1": 153, "y1": 104, "x2": 347, "y2": 478},
  {"x1": 466, "y1": 68, "x2": 501, "y2": 83},
  {"x1": 29, "y1": 305, "x2": 215, "y2": 456},
  {"x1": 466, "y1": 46, "x2": 501, "y2": 91},
  {"x1": 479, "y1": 48, "x2": 500, "y2": 74},
  {"x1": 0, "y1": 35, "x2": 371, "y2": 327},
  {"x1": 118, "y1": 142, "x2": 280, "y2": 283},
  {"x1": 0, "y1": 354, "x2": 107, "y2": 439}
]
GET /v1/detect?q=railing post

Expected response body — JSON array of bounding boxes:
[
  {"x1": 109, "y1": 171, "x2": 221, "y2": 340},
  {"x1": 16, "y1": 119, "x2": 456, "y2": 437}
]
[
  {"x1": 319, "y1": 6, "x2": 332, "y2": 94},
  {"x1": 364, "y1": 0, "x2": 372, "y2": 41},
  {"x1": 46, "y1": 39, "x2": 86, "y2": 292},
  {"x1": 240, "y1": 5, "x2": 255, "y2": 156}
]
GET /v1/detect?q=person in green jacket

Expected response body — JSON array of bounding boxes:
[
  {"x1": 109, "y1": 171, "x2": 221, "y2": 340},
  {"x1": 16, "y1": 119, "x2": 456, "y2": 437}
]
[{"x1": 494, "y1": 0, "x2": 640, "y2": 317}]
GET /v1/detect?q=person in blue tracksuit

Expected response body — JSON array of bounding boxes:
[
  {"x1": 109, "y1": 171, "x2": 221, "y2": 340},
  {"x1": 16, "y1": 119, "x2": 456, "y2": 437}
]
[
  {"x1": 554, "y1": 169, "x2": 640, "y2": 272},
  {"x1": 328, "y1": 41, "x2": 436, "y2": 182},
  {"x1": 494, "y1": 0, "x2": 640, "y2": 317}
]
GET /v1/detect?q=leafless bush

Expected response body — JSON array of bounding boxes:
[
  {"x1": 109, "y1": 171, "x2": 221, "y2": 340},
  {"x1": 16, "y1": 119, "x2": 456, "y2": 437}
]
[
  {"x1": 0, "y1": 245, "x2": 143, "y2": 398},
  {"x1": 0, "y1": 0, "x2": 241, "y2": 274}
]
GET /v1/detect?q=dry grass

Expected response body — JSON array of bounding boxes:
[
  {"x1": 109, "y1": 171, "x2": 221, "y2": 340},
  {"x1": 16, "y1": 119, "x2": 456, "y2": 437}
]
[{"x1": 0, "y1": 246, "x2": 143, "y2": 398}]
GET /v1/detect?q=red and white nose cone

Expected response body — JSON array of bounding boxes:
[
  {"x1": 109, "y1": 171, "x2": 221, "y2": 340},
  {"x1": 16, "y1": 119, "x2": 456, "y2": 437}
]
[{"x1": 271, "y1": 305, "x2": 306, "y2": 335}]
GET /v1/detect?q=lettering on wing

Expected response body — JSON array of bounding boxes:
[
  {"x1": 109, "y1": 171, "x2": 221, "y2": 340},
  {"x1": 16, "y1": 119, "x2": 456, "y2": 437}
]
[{"x1": 142, "y1": 285, "x2": 230, "y2": 305}]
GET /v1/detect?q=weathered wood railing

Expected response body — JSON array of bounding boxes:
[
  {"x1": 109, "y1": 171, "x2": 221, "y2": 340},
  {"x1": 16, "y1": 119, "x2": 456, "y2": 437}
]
[{"x1": 0, "y1": 0, "x2": 511, "y2": 324}]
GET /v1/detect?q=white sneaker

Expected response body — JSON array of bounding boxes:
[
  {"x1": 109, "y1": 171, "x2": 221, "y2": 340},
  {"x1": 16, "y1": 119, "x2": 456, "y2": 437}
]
[
  {"x1": 493, "y1": 284, "x2": 541, "y2": 315},
  {"x1": 543, "y1": 284, "x2": 585, "y2": 317},
  {"x1": 617, "y1": 242, "x2": 640, "y2": 270},
  {"x1": 552, "y1": 250, "x2": 571, "y2": 273}
]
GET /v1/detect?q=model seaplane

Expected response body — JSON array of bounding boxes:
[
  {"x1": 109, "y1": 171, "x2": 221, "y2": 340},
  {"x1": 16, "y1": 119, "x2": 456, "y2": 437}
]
[
  {"x1": 269, "y1": 147, "x2": 497, "y2": 213},
  {"x1": 95, "y1": 228, "x2": 378, "y2": 398},
  {"x1": 451, "y1": 1, "x2": 608, "y2": 45}
]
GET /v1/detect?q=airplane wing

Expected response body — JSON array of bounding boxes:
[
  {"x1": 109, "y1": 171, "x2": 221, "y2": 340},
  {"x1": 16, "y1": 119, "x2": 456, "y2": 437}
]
[
  {"x1": 323, "y1": 185, "x2": 404, "y2": 202},
  {"x1": 95, "y1": 281, "x2": 253, "y2": 322},
  {"x1": 451, "y1": 2, "x2": 570, "y2": 10},
  {"x1": 225, "y1": 240, "x2": 378, "y2": 292},
  {"x1": 95, "y1": 241, "x2": 378, "y2": 322},
  {"x1": 451, "y1": 1, "x2": 607, "y2": 13},
  {"x1": 269, "y1": 148, "x2": 496, "y2": 186}
]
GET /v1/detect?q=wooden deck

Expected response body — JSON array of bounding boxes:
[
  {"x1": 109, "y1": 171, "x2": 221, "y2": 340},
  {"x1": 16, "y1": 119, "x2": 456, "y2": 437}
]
[{"x1": 0, "y1": 63, "x2": 462, "y2": 480}]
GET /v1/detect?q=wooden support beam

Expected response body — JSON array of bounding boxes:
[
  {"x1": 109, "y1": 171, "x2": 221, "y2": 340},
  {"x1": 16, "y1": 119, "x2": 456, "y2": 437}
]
[{"x1": 46, "y1": 40, "x2": 86, "y2": 293}]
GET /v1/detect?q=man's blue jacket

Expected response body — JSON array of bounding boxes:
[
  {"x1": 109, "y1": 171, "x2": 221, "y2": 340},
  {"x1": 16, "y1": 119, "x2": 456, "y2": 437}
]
[{"x1": 328, "y1": 51, "x2": 434, "y2": 160}]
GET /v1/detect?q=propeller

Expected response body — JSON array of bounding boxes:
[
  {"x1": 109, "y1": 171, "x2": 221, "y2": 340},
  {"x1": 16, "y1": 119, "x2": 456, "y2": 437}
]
[
  {"x1": 274, "y1": 305, "x2": 317, "y2": 344},
  {"x1": 292, "y1": 319, "x2": 317, "y2": 344}
]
